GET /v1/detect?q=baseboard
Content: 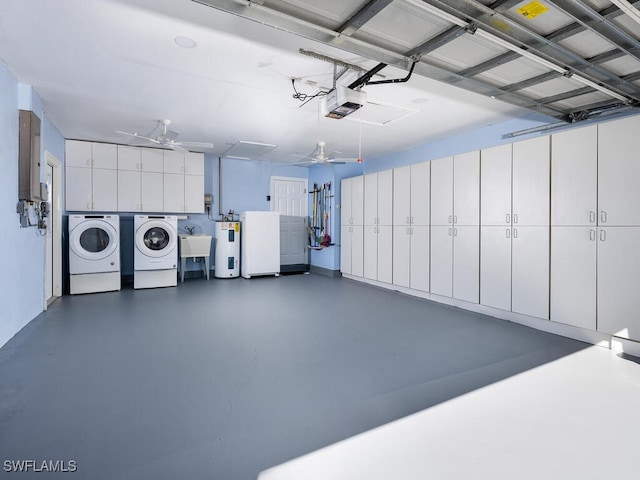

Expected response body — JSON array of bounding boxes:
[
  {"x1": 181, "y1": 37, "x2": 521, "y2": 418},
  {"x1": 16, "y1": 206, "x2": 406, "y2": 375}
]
[
  {"x1": 280, "y1": 263, "x2": 310, "y2": 274},
  {"x1": 310, "y1": 265, "x2": 341, "y2": 278}
]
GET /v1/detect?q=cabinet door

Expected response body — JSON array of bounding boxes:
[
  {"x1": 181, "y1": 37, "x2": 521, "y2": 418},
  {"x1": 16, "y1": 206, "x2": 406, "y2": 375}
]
[
  {"x1": 341, "y1": 178, "x2": 352, "y2": 226},
  {"x1": 117, "y1": 170, "x2": 141, "y2": 211},
  {"x1": 351, "y1": 225, "x2": 364, "y2": 277},
  {"x1": 481, "y1": 144, "x2": 512, "y2": 226},
  {"x1": 377, "y1": 226, "x2": 393, "y2": 284},
  {"x1": 598, "y1": 116, "x2": 640, "y2": 226},
  {"x1": 185, "y1": 152, "x2": 204, "y2": 175},
  {"x1": 392, "y1": 226, "x2": 410, "y2": 287},
  {"x1": 340, "y1": 227, "x2": 352, "y2": 275},
  {"x1": 92, "y1": 169, "x2": 118, "y2": 211},
  {"x1": 410, "y1": 225, "x2": 430, "y2": 292},
  {"x1": 164, "y1": 150, "x2": 185, "y2": 174},
  {"x1": 66, "y1": 140, "x2": 92, "y2": 167},
  {"x1": 453, "y1": 225, "x2": 479, "y2": 303},
  {"x1": 550, "y1": 226, "x2": 596, "y2": 330},
  {"x1": 164, "y1": 173, "x2": 185, "y2": 212},
  {"x1": 551, "y1": 126, "x2": 597, "y2": 226},
  {"x1": 377, "y1": 169, "x2": 393, "y2": 226},
  {"x1": 65, "y1": 166, "x2": 92, "y2": 211},
  {"x1": 363, "y1": 225, "x2": 378, "y2": 280},
  {"x1": 454, "y1": 151, "x2": 480, "y2": 226},
  {"x1": 141, "y1": 148, "x2": 164, "y2": 173},
  {"x1": 92, "y1": 143, "x2": 117, "y2": 169},
  {"x1": 393, "y1": 165, "x2": 411, "y2": 226},
  {"x1": 430, "y1": 156, "x2": 453, "y2": 226},
  {"x1": 142, "y1": 172, "x2": 164, "y2": 212},
  {"x1": 351, "y1": 176, "x2": 364, "y2": 226},
  {"x1": 597, "y1": 227, "x2": 640, "y2": 339},
  {"x1": 411, "y1": 162, "x2": 430, "y2": 226},
  {"x1": 430, "y1": 225, "x2": 453, "y2": 297},
  {"x1": 364, "y1": 173, "x2": 378, "y2": 226},
  {"x1": 511, "y1": 226, "x2": 549, "y2": 319},
  {"x1": 117, "y1": 145, "x2": 141, "y2": 171},
  {"x1": 512, "y1": 136, "x2": 550, "y2": 226},
  {"x1": 480, "y1": 226, "x2": 512, "y2": 311},
  {"x1": 185, "y1": 175, "x2": 204, "y2": 213}
]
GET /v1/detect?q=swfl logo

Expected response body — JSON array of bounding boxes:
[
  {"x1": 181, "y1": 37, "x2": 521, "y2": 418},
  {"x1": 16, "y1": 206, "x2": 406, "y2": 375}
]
[{"x1": 4, "y1": 459, "x2": 77, "y2": 472}]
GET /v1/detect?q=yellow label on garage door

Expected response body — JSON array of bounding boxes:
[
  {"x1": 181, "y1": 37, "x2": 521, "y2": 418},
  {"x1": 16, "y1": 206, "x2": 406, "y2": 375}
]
[{"x1": 517, "y1": 1, "x2": 548, "y2": 19}]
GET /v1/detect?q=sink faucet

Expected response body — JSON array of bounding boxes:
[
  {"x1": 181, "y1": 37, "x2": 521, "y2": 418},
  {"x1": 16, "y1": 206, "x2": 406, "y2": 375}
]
[{"x1": 184, "y1": 225, "x2": 195, "y2": 235}]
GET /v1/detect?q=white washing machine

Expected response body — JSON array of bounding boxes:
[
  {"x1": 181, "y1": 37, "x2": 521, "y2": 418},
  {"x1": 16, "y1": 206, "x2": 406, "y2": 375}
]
[
  {"x1": 134, "y1": 215, "x2": 178, "y2": 289},
  {"x1": 68, "y1": 214, "x2": 121, "y2": 294}
]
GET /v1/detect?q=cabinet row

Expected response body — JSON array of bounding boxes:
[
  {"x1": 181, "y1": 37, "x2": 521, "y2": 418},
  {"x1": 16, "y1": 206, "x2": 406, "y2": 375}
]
[
  {"x1": 66, "y1": 140, "x2": 205, "y2": 175},
  {"x1": 341, "y1": 224, "x2": 640, "y2": 341},
  {"x1": 341, "y1": 115, "x2": 640, "y2": 230},
  {"x1": 65, "y1": 140, "x2": 205, "y2": 213},
  {"x1": 65, "y1": 167, "x2": 204, "y2": 213}
]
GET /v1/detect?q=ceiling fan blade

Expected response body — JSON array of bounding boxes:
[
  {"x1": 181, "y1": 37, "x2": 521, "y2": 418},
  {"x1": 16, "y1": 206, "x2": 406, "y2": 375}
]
[
  {"x1": 116, "y1": 131, "x2": 160, "y2": 144},
  {"x1": 164, "y1": 128, "x2": 180, "y2": 142},
  {"x1": 331, "y1": 157, "x2": 360, "y2": 163},
  {"x1": 292, "y1": 154, "x2": 316, "y2": 160},
  {"x1": 180, "y1": 141, "x2": 214, "y2": 148}
]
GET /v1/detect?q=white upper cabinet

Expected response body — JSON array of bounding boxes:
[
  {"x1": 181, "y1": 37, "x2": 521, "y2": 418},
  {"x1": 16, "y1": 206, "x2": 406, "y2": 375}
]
[
  {"x1": 91, "y1": 143, "x2": 117, "y2": 169},
  {"x1": 163, "y1": 150, "x2": 185, "y2": 174},
  {"x1": 393, "y1": 165, "x2": 411, "y2": 225},
  {"x1": 141, "y1": 148, "x2": 164, "y2": 173},
  {"x1": 410, "y1": 162, "x2": 430, "y2": 225},
  {"x1": 512, "y1": 136, "x2": 550, "y2": 226},
  {"x1": 551, "y1": 126, "x2": 598, "y2": 226},
  {"x1": 430, "y1": 156, "x2": 453, "y2": 226},
  {"x1": 185, "y1": 152, "x2": 205, "y2": 176},
  {"x1": 481, "y1": 144, "x2": 512, "y2": 226},
  {"x1": 117, "y1": 145, "x2": 141, "y2": 171},
  {"x1": 598, "y1": 116, "x2": 640, "y2": 226},
  {"x1": 364, "y1": 173, "x2": 378, "y2": 226},
  {"x1": 65, "y1": 140, "x2": 92, "y2": 167},
  {"x1": 453, "y1": 151, "x2": 480, "y2": 226}
]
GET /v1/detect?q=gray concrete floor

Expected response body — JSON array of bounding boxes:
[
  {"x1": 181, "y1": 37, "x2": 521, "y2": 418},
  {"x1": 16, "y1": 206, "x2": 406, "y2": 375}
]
[{"x1": 0, "y1": 274, "x2": 587, "y2": 480}]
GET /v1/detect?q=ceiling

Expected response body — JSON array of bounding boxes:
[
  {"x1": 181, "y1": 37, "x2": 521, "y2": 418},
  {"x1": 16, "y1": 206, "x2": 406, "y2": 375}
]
[{"x1": 0, "y1": 0, "x2": 638, "y2": 163}]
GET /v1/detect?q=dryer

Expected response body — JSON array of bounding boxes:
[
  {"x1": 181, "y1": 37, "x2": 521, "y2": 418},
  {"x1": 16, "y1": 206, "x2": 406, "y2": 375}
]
[
  {"x1": 134, "y1": 215, "x2": 178, "y2": 289},
  {"x1": 68, "y1": 214, "x2": 121, "y2": 294}
]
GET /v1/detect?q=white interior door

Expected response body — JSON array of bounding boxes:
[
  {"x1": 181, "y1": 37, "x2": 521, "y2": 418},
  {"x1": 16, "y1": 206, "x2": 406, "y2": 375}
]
[
  {"x1": 45, "y1": 164, "x2": 53, "y2": 302},
  {"x1": 271, "y1": 176, "x2": 308, "y2": 217}
]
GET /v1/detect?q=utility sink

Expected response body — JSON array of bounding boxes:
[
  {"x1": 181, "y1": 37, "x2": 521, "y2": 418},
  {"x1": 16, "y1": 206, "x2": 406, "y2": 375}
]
[
  {"x1": 179, "y1": 234, "x2": 212, "y2": 258},
  {"x1": 179, "y1": 235, "x2": 212, "y2": 282}
]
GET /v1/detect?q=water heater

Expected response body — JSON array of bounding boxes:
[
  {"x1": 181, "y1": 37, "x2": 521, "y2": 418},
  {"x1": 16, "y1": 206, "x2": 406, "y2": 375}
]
[{"x1": 214, "y1": 221, "x2": 240, "y2": 278}]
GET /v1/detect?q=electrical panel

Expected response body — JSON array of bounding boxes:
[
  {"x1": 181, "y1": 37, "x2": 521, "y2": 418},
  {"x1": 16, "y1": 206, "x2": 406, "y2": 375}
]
[{"x1": 19, "y1": 109, "x2": 42, "y2": 201}]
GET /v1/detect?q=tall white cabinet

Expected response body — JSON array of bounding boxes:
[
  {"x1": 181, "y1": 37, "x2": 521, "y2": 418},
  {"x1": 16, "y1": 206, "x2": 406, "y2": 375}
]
[
  {"x1": 363, "y1": 170, "x2": 393, "y2": 283},
  {"x1": 65, "y1": 141, "x2": 118, "y2": 211},
  {"x1": 393, "y1": 162, "x2": 430, "y2": 291},
  {"x1": 596, "y1": 115, "x2": 640, "y2": 339},
  {"x1": 117, "y1": 146, "x2": 164, "y2": 212},
  {"x1": 430, "y1": 152, "x2": 479, "y2": 303},
  {"x1": 480, "y1": 137, "x2": 550, "y2": 319},
  {"x1": 340, "y1": 176, "x2": 364, "y2": 277}
]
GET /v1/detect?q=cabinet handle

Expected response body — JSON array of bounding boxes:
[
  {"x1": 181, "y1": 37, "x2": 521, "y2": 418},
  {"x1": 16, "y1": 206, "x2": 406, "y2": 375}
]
[
  {"x1": 506, "y1": 228, "x2": 511, "y2": 239},
  {"x1": 589, "y1": 211, "x2": 596, "y2": 223},
  {"x1": 600, "y1": 211, "x2": 607, "y2": 223},
  {"x1": 406, "y1": 216, "x2": 410, "y2": 224},
  {"x1": 453, "y1": 215, "x2": 457, "y2": 224},
  {"x1": 513, "y1": 228, "x2": 518, "y2": 239},
  {"x1": 453, "y1": 228, "x2": 457, "y2": 237},
  {"x1": 589, "y1": 229, "x2": 596, "y2": 241},
  {"x1": 448, "y1": 215, "x2": 452, "y2": 224},
  {"x1": 406, "y1": 227, "x2": 410, "y2": 235},
  {"x1": 513, "y1": 214, "x2": 519, "y2": 224},
  {"x1": 448, "y1": 228, "x2": 452, "y2": 236},
  {"x1": 410, "y1": 216, "x2": 414, "y2": 224},
  {"x1": 600, "y1": 229, "x2": 606, "y2": 242},
  {"x1": 410, "y1": 227, "x2": 413, "y2": 235},
  {"x1": 506, "y1": 214, "x2": 511, "y2": 224}
]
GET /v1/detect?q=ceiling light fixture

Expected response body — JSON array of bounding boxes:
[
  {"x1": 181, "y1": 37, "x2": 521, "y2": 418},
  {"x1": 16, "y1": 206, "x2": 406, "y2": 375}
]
[{"x1": 175, "y1": 35, "x2": 197, "y2": 49}]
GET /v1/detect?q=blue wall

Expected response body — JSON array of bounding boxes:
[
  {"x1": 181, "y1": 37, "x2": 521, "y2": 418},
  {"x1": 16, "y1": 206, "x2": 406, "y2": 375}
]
[{"x1": 0, "y1": 64, "x2": 65, "y2": 348}]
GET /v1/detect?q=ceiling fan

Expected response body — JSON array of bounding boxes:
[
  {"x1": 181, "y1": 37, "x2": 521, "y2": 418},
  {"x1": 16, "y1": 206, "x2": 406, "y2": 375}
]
[
  {"x1": 116, "y1": 119, "x2": 213, "y2": 153},
  {"x1": 292, "y1": 141, "x2": 362, "y2": 165}
]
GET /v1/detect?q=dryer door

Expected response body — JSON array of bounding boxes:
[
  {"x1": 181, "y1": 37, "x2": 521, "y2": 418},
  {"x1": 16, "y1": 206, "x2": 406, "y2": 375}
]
[
  {"x1": 70, "y1": 220, "x2": 119, "y2": 261},
  {"x1": 136, "y1": 220, "x2": 177, "y2": 258}
]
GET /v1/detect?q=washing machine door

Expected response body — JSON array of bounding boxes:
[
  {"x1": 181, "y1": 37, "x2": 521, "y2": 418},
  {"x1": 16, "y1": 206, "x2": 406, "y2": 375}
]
[
  {"x1": 70, "y1": 220, "x2": 119, "y2": 261},
  {"x1": 136, "y1": 220, "x2": 177, "y2": 258}
]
